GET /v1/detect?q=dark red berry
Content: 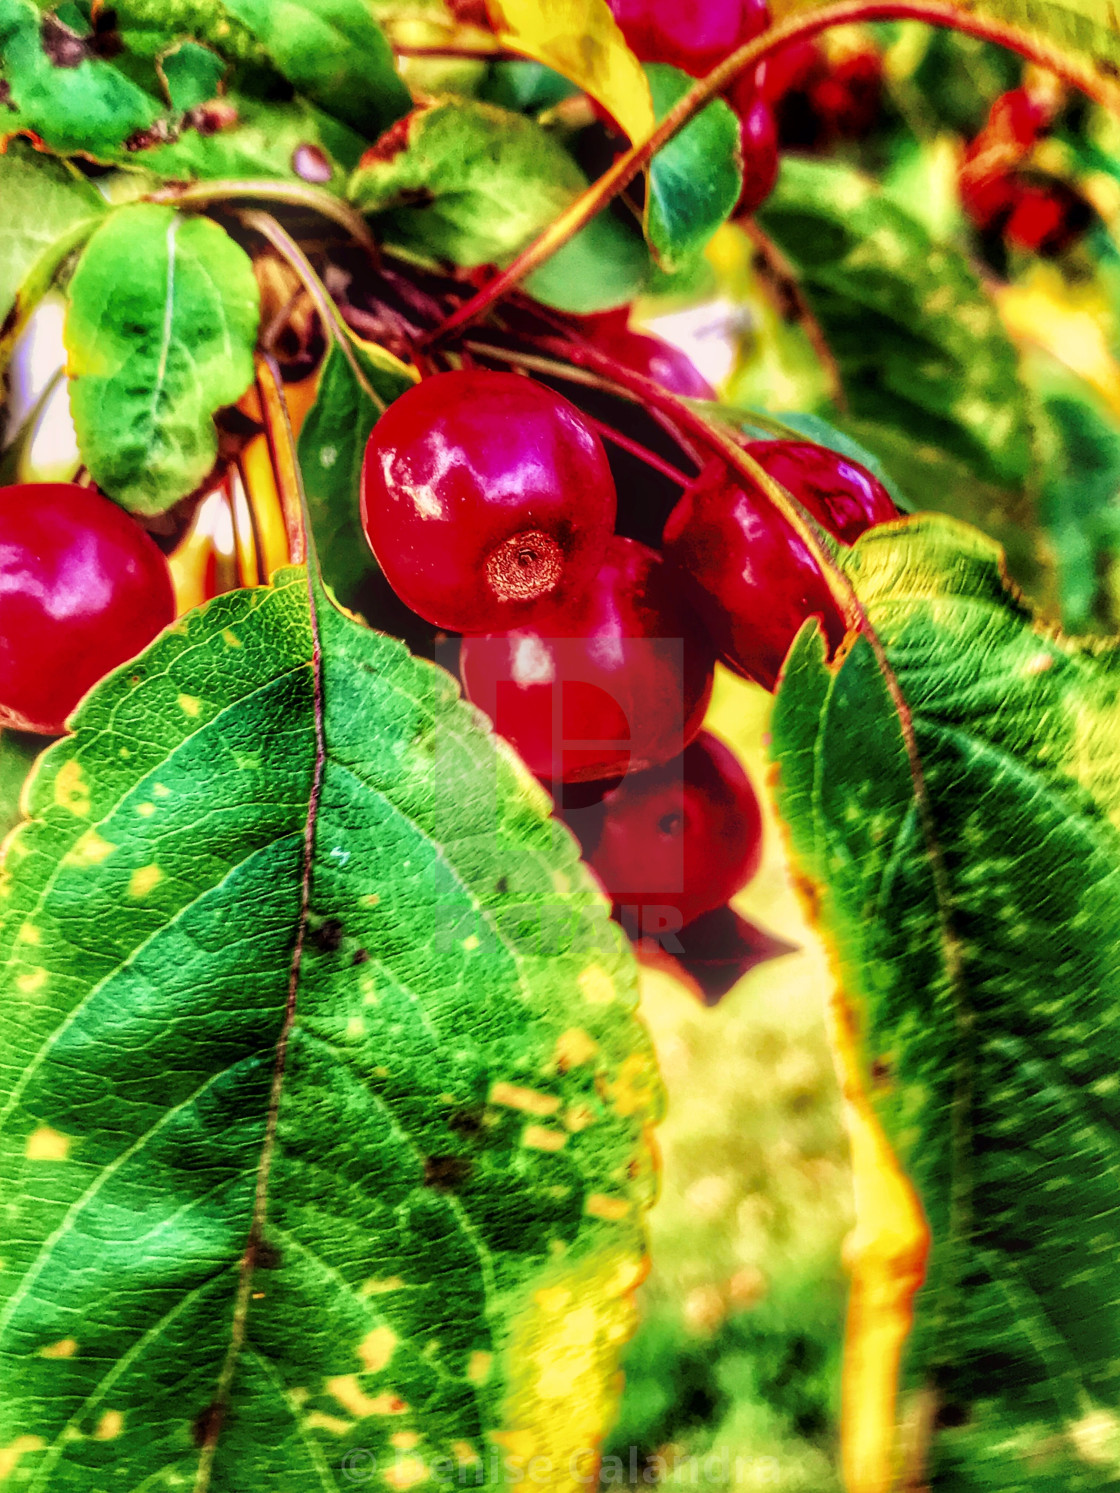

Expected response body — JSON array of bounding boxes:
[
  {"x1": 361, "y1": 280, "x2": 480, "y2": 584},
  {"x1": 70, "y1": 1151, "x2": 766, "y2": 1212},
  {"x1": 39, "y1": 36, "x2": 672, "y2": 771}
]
[
  {"x1": 662, "y1": 459, "x2": 847, "y2": 691},
  {"x1": 734, "y1": 93, "x2": 780, "y2": 216},
  {"x1": 757, "y1": 39, "x2": 821, "y2": 103},
  {"x1": 0, "y1": 483, "x2": 176, "y2": 735},
  {"x1": 1003, "y1": 180, "x2": 1093, "y2": 255},
  {"x1": 607, "y1": 0, "x2": 770, "y2": 77},
  {"x1": 588, "y1": 326, "x2": 716, "y2": 399},
  {"x1": 809, "y1": 49, "x2": 882, "y2": 139},
  {"x1": 460, "y1": 536, "x2": 715, "y2": 783},
  {"x1": 587, "y1": 730, "x2": 763, "y2": 931},
  {"x1": 745, "y1": 440, "x2": 898, "y2": 545},
  {"x1": 360, "y1": 370, "x2": 616, "y2": 633}
]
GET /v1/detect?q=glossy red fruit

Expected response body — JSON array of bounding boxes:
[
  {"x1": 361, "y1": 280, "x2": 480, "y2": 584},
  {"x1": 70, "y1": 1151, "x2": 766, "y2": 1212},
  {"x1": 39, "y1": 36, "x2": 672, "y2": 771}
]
[
  {"x1": 587, "y1": 730, "x2": 763, "y2": 932},
  {"x1": 460, "y1": 536, "x2": 715, "y2": 783},
  {"x1": 607, "y1": 0, "x2": 770, "y2": 77},
  {"x1": 360, "y1": 370, "x2": 617, "y2": 633},
  {"x1": 745, "y1": 440, "x2": 898, "y2": 545},
  {"x1": 0, "y1": 483, "x2": 176, "y2": 735},
  {"x1": 757, "y1": 38, "x2": 821, "y2": 103},
  {"x1": 735, "y1": 93, "x2": 780, "y2": 216},
  {"x1": 662, "y1": 459, "x2": 847, "y2": 691},
  {"x1": 589, "y1": 326, "x2": 716, "y2": 398}
]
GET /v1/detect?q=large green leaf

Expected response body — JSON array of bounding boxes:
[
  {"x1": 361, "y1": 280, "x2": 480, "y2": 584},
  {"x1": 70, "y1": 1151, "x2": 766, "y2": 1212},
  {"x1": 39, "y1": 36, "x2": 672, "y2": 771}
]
[
  {"x1": 644, "y1": 64, "x2": 740, "y2": 274},
  {"x1": 350, "y1": 99, "x2": 588, "y2": 268},
  {"x1": 771, "y1": 514, "x2": 1120, "y2": 1488},
  {"x1": 0, "y1": 143, "x2": 106, "y2": 370},
  {"x1": 757, "y1": 157, "x2": 1033, "y2": 490},
  {"x1": 299, "y1": 339, "x2": 416, "y2": 610},
  {"x1": 0, "y1": 569, "x2": 659, "y2": 1486},
  {"x1": 64, "y1": 204, "x2": 260, "y2": 515}
]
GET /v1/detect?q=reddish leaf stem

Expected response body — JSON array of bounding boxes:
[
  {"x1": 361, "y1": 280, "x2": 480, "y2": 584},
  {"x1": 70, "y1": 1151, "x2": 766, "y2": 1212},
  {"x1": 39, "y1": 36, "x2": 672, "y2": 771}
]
[{"x1": 426, "y1": 0, "x2": 1120, "y2": 346}]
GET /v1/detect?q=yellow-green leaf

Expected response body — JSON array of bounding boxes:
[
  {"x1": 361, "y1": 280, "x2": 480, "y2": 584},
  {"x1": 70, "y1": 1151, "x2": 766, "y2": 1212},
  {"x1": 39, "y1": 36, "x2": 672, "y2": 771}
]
[{"x1": 485, "y1": 0, "x2": 656, "y2": 144}]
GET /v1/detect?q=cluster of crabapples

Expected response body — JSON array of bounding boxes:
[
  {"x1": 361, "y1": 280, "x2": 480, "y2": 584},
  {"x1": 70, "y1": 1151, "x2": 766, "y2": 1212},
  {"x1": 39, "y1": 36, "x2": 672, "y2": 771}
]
[{"x1": 359, "y1": 348, "x2": 897, "y2": 939}]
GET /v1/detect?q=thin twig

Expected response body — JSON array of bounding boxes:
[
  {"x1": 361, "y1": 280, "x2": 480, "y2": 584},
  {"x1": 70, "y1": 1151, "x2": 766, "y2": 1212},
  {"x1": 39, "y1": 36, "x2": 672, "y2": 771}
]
[
  {"x1": 235, "y1": 209, "x2": 388, "y2": 414},
  {"x1": 254, "y1": 359, "x2": 306, "y2": 565},
  {"x1": 147, "y1": 179, "x2": 378, "y2": 254}
]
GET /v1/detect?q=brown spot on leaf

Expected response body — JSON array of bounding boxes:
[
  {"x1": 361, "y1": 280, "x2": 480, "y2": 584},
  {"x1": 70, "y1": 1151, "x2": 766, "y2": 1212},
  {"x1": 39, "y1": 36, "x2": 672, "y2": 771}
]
[
  {"x1": 1, "y1": 299, "x2": 21, "y2": 343},
  {"x1": 309, "y1": 918, "x2": 345, "y2": 954},
  {"x1": 253, "y1": 1238, "x2": 282, "y2": 1270},
  {"x1": 360, "y1": 113, "x2": 416, "y2": 167},
  {"x1": 184, "y1": 100, "x2": 239, "y2": 136},
  {"x1": 0, "y1": 80, "x2": 16, "y2": 112},
  {"x1": 124, "y1": 119, "x2": 174, "y2": 152},
  {"x1": 89, "y1": 8, "x2": 123, "y2": 59},
  {"x1": 292, "y1": 143, "x2": 332, "y2": 183},
  {"x1": 495, "y1": 876, "x2": 509, "y2": 895},
  {"x1": 423, "y1": 1155, "x2": 472, "y2": 1190},
  {"x1": 869, "y1": 1056, "x2": 891, "y2": 1086},
  {"x1": 448, "y1": 1106, "x2": 484, "y2": 1138},
  {"x1": 352, "y1": 948, "x2": 369, "y2": 966},
  {"x1": 41, "y1": 14, "x2": 89, "y2": 68},
  {"x1": 191, "y1": 1402, "x2": 224, "y2": 1448}
]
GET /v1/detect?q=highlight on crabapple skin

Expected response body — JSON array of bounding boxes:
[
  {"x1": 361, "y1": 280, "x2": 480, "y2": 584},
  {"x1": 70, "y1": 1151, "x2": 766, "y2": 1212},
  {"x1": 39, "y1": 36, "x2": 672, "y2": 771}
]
[
  {"x1": 360, "y1": 369, "x2": 617, "y2": 634},
  {"x1": 0, "y1": 482, "x2": 176, "y2": 736}
]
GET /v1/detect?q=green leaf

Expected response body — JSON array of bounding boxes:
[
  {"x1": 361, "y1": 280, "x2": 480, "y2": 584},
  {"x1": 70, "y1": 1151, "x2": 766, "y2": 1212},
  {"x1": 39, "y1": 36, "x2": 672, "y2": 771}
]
[
  {"x1": 644, "y1": 64, "x2": 740, "y2": 274},
  {"x1": 757, "y1": 157, "x2": 1033, "y2": 489},
  {"x1": 771, "y1": 514, "x2": 1120, "y2": 1488},
  {"x1": 523, "y1": 207, "x2": 651, "y2": 314},
  {"x1": 0, "y1": 0, "x2": 161, "y2": 156},
  {"x1": 0, "y1": 569, "x2": 659, "y2": 1485},
  {"x1": 0, "y1": 142, "x2": 106, "y2": 370},
  {"x1": 158, "y1": 40, "x2": 227, "y2": 113},
  {"x1": 111, "y1": 91, "x2": 365, "y2": 186},
  {"x1": 299, "y1": 340, "x2": 417, "y2": 610},
  {"x1": 64, "y1": 204, "x2": 260, "y2": 515},
  {"x1": 350, "y1": 99, "x2": 587, "y2": 268},
  {"x1": 219, "y1": 0, "x2": 410, "y2": 139}
]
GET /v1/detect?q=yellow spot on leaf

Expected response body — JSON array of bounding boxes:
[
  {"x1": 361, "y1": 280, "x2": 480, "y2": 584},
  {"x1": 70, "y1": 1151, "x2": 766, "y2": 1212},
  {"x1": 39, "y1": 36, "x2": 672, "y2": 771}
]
[
  {"x1": 461, "y1": 934, "x2": 480, "y2": 952},
  {"x1": 452, "y1": 1442, "x2": 480, "y2": 1467},
  {"x1": 362, "y1": 893, "x2": 380, "y2": 907},
  {"x1": 222, "y1": 629, "x2": 242, "y2": 648},
  {"x1": 584, "y1": 1194, "x2": 629, "y2": 1222},
  {"x1": 39, "y1": 1338, "x2": 78, "y2": 1359},
  {"x1": 358, "y1": 1326, "x2": 397, "y2": 1374},
  {"x1": 93, "y1": 1410, "x2": 123, "y2": 1441},
  {"x1": 64, "y1": 831, "x2": 115, "y2": 869},
  {"x1": 346, "y1": 1016, "x2": 366, "y2": 1039},
  {"x1": 177, "y1": 693, "x2": 202, "y2": 717},
  {"x1": 326, "y1": 1376, "x2": 408, "y2": 1418},
  {"x1": 466, "y1": 1351, "x2": 492, "y2": 1386},
  {"x1": 578, "y1": 965, "x2": 615, "y2": 1006},
  {"x1": 128, "y1": 865, "x2": 162, "y2": 899},
  {"x1": 390, "y1": 1432, "x2": 420, "y2": 1451},
  {"x1": 1068, "y1": 1409, "x2": 1120, "y2": 1467},
  {"x1": 609, "y1": 1053, "x2": 654, "y2": 1118},
  {"x1": 26, "y1": 1126, "x2": 69, "y2": 1161},
  {"x1": 489, "y1": 1082, "x2": 560, "y2": 1117},
  {"x1": 153, "y1": 784, "x2": 171, "y2": 798},
  {"x1": 136, "y1": 802, "x2": 156, "y2": 818},
  {"x1": 358, "y1": 1276, "x2": 405, "y2": 1298},
  {"x1": 304, "y1": 1412, "x2": 353, "y2": 1436},
  {"x1": 554, "y1": 1029, "x2": 597, "y2": 1070},
  {"x1": 53, "y1": 760, "x2": 90, "y2": 816},
  {"x1": 17, "y1": 922, "x2": 40, "y2": 944},
  {"x1": 564, "y1": 1104, "x2": 594, "y2": 1133},
  {"x1": 385, "y1": 1456, "x2": 427, "y2": 1489},
  {"x1": 0, "y1": 1435, "x2": 45, "y2": 1479},
  {"x1": 17, "y1": 968, "x2": 47, "y2": 995},
  {"x1": 523, "y1": 1125, "x2": 567, "y2": 1152}
]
